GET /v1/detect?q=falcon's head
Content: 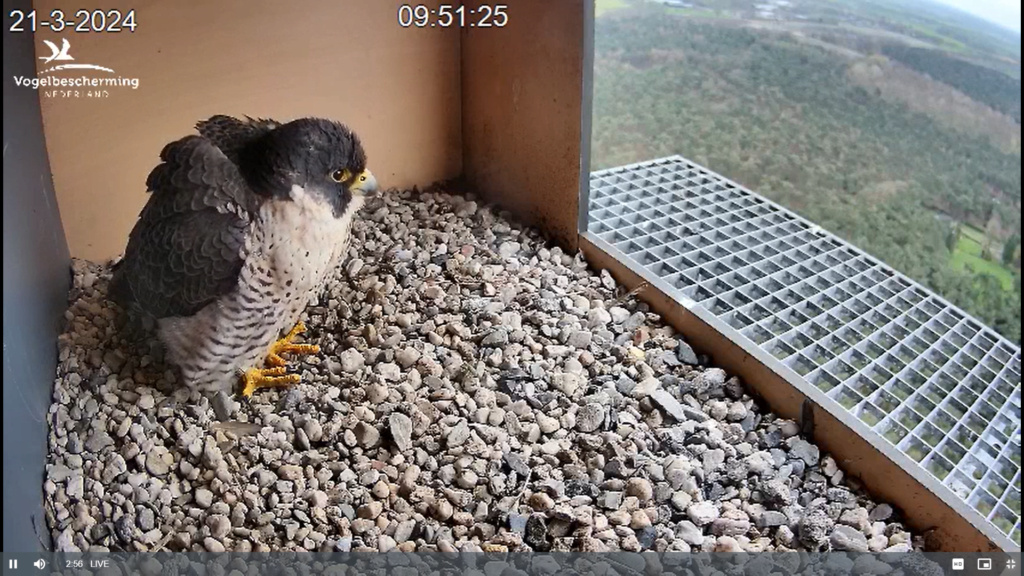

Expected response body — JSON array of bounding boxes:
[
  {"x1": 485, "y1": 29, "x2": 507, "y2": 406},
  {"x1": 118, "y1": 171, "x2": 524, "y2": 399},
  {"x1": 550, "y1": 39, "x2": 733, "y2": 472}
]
[{"x1": 242, "y1": 117, "x2": 378, "y2": 217}]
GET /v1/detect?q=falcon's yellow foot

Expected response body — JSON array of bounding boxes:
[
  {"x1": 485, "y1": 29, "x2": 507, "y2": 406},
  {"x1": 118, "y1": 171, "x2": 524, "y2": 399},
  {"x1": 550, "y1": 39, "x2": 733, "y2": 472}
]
[
  {"x1": 265, "y1": 321, "x2": 321, "y2": 367},
  {"x1": 241, "y1": 322, "x2": 321, "y2": 397},
  {"x1": 241, "y1": 366, "x2": 301, "y2": 398}
]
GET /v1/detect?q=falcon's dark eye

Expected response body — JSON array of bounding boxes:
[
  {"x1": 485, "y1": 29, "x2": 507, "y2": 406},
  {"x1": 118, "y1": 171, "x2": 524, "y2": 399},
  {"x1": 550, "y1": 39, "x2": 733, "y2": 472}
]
[{"x1": 330, "y1": 169, "x2": 351, "y2": 183}]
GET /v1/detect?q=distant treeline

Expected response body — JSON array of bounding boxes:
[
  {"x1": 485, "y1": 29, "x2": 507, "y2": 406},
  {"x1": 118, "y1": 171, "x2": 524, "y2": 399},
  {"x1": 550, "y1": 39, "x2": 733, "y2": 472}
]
[{"x1": 881, "y1": 45, "x2": 1022, "y2": 123}]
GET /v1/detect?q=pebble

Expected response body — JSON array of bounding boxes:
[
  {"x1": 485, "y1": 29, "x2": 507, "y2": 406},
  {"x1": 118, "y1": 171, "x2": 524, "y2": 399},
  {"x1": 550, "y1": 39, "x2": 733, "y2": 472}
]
[
  {"x1": 695, "y1": 368, "x2": 726, "y2": 394},
  {"x1": 714, "y1": 536, "x2": 743, "y2": 552},
  {"x1": 528, "y1": 492, "x2": 554, "y2": 511},
  {"x1": 354, "y1": 422, "x2": 381, "y2": 448},
  {"x1": 780, "y1": 421, "x2": 801, "y2": 438},
  {"x1": 630, "y1": 510, "x2": 652, "y2": 529},
  {"x1": 395, "y1": 347, "x2": 421, "y2": 369},
  {"x1": 395, "y1": 519, "x2": 416, "y2": 543},
  {"x1": 498, "y1": 241, "x2": 521, "y2": 259},
  {"x1": 788, "y1": 438, "x2": 821, "y2": 466},
  {"x1": 625, "y1": 478, "x2": 653, "y2": 502},
  {"x1": 457, "y1": 470, "x2": 479, "y2": 489},
  {"x1": 136, "y1": 508, "x2": 156, "y2": 532},
  {"x1": 575, "y1": 403, "x2": 605, "y2": 432},
  {"x1": 358, "y1": 502, "x2": 383, "y2": 519},
  {"x1": 687, "y1": 502, "x2": 720, "y2": 526},
  {"x1": 389, "y1": 412, "x2": 414, "y2": 451},
  {"x1": 609, "y1": 307, "x2": 630, "y2": 324},
  {"x1": 799, "y1": 507, "x2": 834, "y2": 549},
  {"x1": 211, "y1": 391, "x2": 236, "y2": 421},
  {"x1": 708, "y1": 401, "x2": 728, "y2": 421},
  {"x1": 830, "y1": 525, "x2": 869, "y2": 552},
  {"x1": 338, "y1": 348, "x2": 364, "y2": 373},
  {"x1": 597, "y1": 491, "x2": 623, "y2": 510},
  {"x1": 207, "y1": 514, "x2": 231, "y2": 539},
  {"x1": 677, "y1": 342, "x2": 700, "y2": 365},
  {"x1": 145, "y1": 448, "x2": 172, "y2": 476},
  {"x1": 447, "y1": 421, "x2": 471, "y2": 447},
  {"x1": 870, "y1": 503, "x2": 894, "y2": 522},
  {"x1": 203, "y1": 537, "x2": 226, "y2": 553},
  {"x1": 587, "y1": 307, "x2": 612, "y2": 328},
  {"x1": 758, "y1": 511, "x2": 788, "y2": 528},
  {"x1": 195, "y1": 488, "x2": 214, "y2": 509},
  {"x1": 676, "y1": 520, "x2": 704, "y2": 545},
  {"x1": 726, "y1": 402, "x2": 747, "y2": 422},
  {"x1": 650, "y1": 389, "x2": 687, "y2": 421},
  {"x1": 536, "y1": 413, "x2": 560, "y2": 434},
  {"x1": 308, "y1": 490, "x2": 329, "y2": 509}
]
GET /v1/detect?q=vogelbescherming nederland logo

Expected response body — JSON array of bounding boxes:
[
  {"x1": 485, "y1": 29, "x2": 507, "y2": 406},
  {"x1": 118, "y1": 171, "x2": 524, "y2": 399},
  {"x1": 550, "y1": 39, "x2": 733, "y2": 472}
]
[{"x1": 12, "y1": 37, "x2": 140, "y2": 98}]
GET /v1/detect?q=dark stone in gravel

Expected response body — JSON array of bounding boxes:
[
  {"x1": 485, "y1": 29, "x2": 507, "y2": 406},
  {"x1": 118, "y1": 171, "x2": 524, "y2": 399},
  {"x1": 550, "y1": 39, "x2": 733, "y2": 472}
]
[
  {"x1": 565, "y1": 479, "x2": 598, "y2": 499},
  {"x1": 605, "y1": 458, "x2": 633, "y2": 478},
  {"x1": 615, "y1": 375, "x2": 636, "y2": 396},
  {"x1": 677, "y1": 342, "x2": 700, "y2": 365},
  {"x1": 113, "y1": 515, "x2": 136, "y2": 545},
  {"x1": 659, "y1": 428, "x2": 689, "y2": 454},
  {"x1": 762, "y1": 429, "x2": 783, "y2": 449},
  {"x1": 525, "y1": 514, "x2": 549, "y2": 551},
  {"x1": 638, "y1": 526, "x2": 657, "y2": 549},
  {"x1": 758, "y1": 511, "x2": 789, "y2": 528}
]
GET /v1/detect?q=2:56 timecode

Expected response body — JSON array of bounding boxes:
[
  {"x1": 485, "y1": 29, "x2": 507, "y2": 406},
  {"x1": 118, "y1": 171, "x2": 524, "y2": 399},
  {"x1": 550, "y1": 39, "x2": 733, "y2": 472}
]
[
  {"x1": 8, "y1": 9, "x2": 138, "y2": 33},
  {"x1": 398, "y1": 4, "x2": 508, "y2": 28}
]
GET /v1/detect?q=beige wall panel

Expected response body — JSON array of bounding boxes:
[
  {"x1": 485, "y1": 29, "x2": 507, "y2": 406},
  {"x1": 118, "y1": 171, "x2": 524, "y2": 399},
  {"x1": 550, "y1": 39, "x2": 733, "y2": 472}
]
[{"x1": 461, "y1": 0, "x2": 585, "y2": 251}]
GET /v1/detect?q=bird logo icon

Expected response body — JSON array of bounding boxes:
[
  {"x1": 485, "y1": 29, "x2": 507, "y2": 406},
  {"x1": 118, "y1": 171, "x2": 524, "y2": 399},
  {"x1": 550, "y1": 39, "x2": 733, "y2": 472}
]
[
  {"x1": 39, "y1": 38, "x2": 73, "y2": 63},
  {"x1": 38, "y1": 38, "x2": 115, "y2": 73}
]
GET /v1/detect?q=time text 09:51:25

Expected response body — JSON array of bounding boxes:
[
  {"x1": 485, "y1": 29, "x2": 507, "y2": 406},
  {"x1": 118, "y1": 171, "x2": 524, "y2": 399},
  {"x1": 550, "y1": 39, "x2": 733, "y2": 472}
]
[{"x1": 398, "y1": 4, "x2": 508, "y2": 28}]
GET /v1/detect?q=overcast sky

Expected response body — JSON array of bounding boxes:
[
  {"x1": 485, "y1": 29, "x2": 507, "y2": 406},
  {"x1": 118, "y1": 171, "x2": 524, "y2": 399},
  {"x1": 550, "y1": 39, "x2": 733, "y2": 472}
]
[{"x1": 933, "y1": 0, "x2": 1022, "y2": 33}]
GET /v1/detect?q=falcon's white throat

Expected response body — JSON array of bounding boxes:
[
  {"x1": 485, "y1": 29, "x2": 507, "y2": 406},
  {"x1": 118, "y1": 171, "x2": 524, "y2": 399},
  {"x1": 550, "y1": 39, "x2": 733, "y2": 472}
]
[{"x1": 158, "y1": 183, "x2": 363, "y2": 393}]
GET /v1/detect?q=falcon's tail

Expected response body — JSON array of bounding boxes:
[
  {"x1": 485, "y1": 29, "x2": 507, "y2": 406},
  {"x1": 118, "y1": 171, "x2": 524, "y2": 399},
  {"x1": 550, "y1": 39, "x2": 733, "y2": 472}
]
[{"x1": 108, "y1": 270, "x2": 158, "y2": 342}]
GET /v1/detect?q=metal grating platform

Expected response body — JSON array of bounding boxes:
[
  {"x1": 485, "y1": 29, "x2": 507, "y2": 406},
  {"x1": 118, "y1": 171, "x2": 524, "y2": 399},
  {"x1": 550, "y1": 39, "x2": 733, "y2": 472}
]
[{"x1": 586, "y1": 156, "x2": 1022, "y2": 545}]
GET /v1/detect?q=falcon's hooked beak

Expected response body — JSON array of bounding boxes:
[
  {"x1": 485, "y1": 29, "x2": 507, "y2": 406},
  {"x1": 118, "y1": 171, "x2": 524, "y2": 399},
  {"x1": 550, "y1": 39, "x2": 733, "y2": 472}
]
[{"x1": 351, "y1": 169, "x2": 379, "y2": 197}]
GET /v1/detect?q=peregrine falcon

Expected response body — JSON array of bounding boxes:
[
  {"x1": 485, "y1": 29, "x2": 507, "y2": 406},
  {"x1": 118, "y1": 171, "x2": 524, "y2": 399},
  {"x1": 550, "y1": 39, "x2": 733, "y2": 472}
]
[{"x1": 109, "y1": 115, "x2": 378, "y2": 397}]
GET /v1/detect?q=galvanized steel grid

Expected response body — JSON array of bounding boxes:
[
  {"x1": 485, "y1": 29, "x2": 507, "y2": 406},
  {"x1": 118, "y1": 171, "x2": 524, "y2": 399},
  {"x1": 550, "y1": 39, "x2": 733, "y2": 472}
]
[{"x1": 588, "y1": 156, "x2": 1022, "y2": 544}]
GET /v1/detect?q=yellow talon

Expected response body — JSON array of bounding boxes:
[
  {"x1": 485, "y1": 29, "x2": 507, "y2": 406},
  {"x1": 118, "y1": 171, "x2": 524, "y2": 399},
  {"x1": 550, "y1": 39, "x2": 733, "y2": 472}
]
[
  {"x1": 240, "y1": 322, "x2": 321, "y2": 397},
  {"x1": 241, "y1": 366, "x2": 301, "y2": 397},
  {"x1": 270, "y1": 322, "x2": 321, "y2": 360}
]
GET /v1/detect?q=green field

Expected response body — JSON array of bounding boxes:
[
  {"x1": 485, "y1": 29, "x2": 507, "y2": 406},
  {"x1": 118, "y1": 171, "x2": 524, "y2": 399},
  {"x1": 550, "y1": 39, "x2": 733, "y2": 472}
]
[
  {"x1": 596, "y1": 0, "x2": 629, "y2": 17},
  {"x1": 668, "y1": 7, "x2": 721, "y2": 19},
  {"x1": 951, "y1": 226, "x2": 1016, "y2": 291}
]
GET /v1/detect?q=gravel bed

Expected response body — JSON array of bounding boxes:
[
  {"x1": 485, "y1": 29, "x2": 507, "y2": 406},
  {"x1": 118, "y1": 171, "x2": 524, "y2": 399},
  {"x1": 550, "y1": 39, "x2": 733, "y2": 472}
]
[{"x1": 45, "y1": 189, "x2": 922, "y2": 554}]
